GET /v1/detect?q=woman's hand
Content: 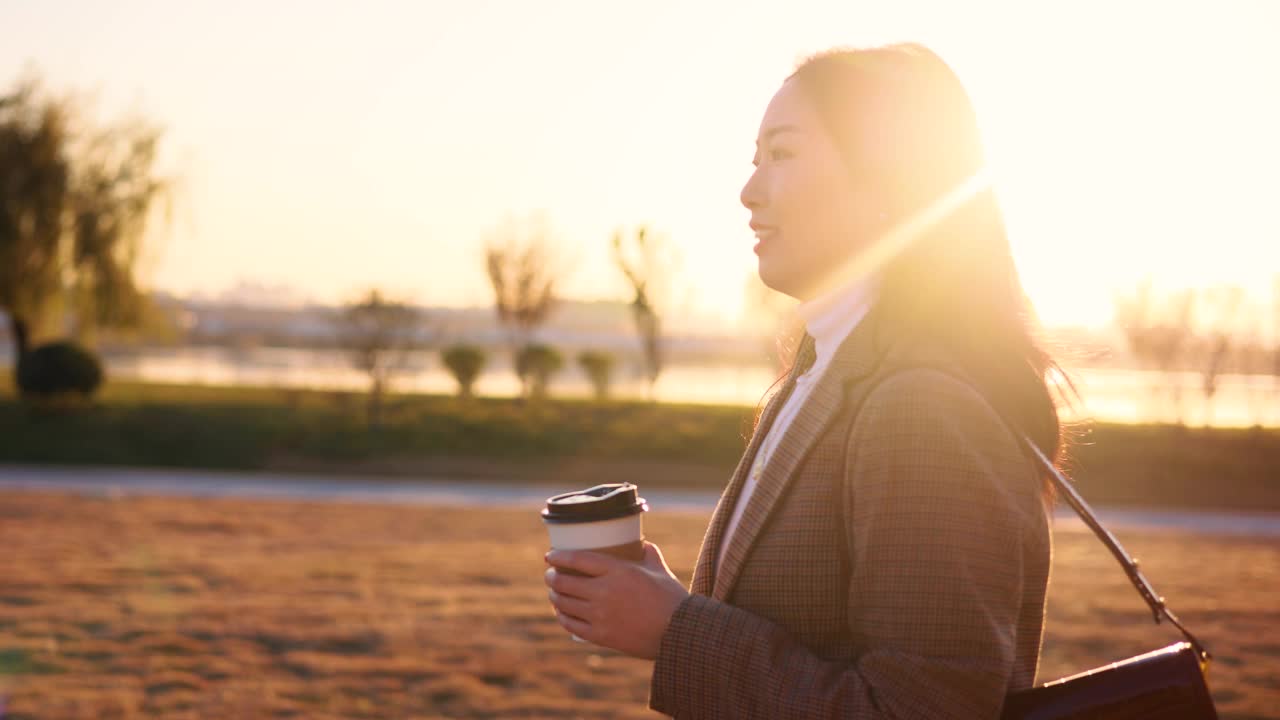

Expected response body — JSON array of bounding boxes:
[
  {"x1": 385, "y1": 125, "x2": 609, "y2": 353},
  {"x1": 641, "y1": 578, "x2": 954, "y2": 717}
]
[{"x1": 544, "y1": 541, "x2": 689, "y2": 660}]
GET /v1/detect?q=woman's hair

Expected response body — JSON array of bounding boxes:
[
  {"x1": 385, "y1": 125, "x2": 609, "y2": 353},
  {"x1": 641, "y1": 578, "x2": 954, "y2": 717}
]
[{"x1": 784, "y1": 43, "x2": 1077, "y2": 501}]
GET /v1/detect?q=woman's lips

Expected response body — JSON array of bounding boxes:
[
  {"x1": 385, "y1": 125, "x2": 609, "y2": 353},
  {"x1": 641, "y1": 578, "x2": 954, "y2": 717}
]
[{"x1": 753, "y1": 227, "x2": 777, "y2": 253}]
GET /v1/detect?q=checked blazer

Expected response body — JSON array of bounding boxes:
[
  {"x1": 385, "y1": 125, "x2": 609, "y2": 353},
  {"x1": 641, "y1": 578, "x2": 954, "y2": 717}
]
[{"x1": 648, "y1": 308, "x2": 1052, "y2": 719}]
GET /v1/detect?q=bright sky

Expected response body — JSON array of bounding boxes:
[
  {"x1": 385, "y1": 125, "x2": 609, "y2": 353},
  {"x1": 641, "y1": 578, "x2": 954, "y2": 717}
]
[{"x1": 3, "y1": 0, "x2": 1278, "y2": 329}]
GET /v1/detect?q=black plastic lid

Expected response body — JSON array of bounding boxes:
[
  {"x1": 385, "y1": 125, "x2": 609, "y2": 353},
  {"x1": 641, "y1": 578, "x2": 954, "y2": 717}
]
[{"x1": 541, "y1": 483, "x2": 649, "y2": 524}]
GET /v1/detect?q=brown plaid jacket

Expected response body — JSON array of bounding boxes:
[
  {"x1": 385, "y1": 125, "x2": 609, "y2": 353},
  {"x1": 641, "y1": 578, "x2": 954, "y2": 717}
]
[{"x1": 648, "y1": 311, "x2": 1052, "y2": 719}]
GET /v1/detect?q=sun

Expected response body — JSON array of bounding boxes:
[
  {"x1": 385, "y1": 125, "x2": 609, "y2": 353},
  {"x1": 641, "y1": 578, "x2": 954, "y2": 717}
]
[{"x1": 955, "y1": 23, "x2": 1280, "y2": 331}]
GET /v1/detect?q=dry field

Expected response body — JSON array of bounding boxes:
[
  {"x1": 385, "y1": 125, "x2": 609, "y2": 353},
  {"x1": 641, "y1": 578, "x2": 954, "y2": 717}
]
[{"x1": 0, "y1": 490, "x2": 1276, "y2": 719}]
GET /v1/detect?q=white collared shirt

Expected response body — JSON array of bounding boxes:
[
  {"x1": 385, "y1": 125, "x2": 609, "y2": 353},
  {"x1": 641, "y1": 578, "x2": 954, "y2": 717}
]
[{"x1": 716, "y1": 277, "x2": 876, "y2": 571}]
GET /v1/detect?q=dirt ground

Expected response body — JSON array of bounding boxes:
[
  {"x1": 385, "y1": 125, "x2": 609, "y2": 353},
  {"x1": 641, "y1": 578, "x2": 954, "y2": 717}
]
[{"x1": 0, "y1": 491, "x2": 1276, "y2": 719}]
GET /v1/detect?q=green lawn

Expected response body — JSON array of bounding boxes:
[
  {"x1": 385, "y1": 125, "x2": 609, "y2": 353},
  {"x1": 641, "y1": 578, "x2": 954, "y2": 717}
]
[
  {"x1": 2, "y1": 378, "x2": 1278, "y2": 511},
  {"x1": 0, "y1": 378, "x2": 752, "y2": 468}
]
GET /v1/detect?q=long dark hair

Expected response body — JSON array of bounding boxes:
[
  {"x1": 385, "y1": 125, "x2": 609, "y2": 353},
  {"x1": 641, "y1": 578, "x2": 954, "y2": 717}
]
[{"x1": 781, "y1": 43, "x2": 1077, "y2": 501}]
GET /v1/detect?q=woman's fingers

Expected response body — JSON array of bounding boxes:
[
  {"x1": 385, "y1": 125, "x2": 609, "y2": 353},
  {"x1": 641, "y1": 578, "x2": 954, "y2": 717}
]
[
  {"x1": 555, "y1": 609, "x2": 592, "y2": 639},
  {"x1": 548, "y1": 588, "x2": 593, "y2": 620},
  {"x1": 545, "y1": 549, "x2": 613, "y2": 577},
  {"x1": 544, "y1": 566, "x2": 596, "y2": 599}
]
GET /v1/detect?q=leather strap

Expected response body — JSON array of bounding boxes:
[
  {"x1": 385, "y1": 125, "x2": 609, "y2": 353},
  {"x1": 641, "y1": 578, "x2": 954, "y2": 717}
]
[{"x1": 1020, "y1": 437, "x2": 1212, "y2": 664}]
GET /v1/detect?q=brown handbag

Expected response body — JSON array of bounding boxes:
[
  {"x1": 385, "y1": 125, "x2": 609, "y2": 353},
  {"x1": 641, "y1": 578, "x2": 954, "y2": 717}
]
[{"x1": 1001, "y1": 439, "x2": 1218, "y2": 720}]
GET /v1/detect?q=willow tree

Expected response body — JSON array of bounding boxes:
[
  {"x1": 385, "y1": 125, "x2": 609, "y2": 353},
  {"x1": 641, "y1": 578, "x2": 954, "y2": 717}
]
[
  {"x1": 0, "y1": 74, "x2": 169, "y2": 388},
  {"x1": 0, "y1": 77, "x2": 69, "y2": 367},
  {"x1": 66, "y1": 113, "x2": 169, "y2": 340}
]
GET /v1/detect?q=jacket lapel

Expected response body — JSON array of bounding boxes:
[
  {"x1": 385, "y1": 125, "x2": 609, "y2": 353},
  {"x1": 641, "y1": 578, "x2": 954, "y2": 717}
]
[
  {"x1": 688, "y1": 356, "x2": 803, "y2": 596},
  {"x1": 710, "y1": 311, "x2": 884, "y2": 601}
]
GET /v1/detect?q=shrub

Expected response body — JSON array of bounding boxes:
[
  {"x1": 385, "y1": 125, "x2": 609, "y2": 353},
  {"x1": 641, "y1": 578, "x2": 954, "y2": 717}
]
[
  {"x1": 441, "y1": 345, "x2": 487, "y2": 398},
  {"x1": 17, "y1": 341, "x2": 105, "y2": 402},
  {"x1": 577, "y1": 350, "x2": 616, "y2": 401},
  {"x1": 514, "y1": 344, "x2": 563, "y2": 400}
]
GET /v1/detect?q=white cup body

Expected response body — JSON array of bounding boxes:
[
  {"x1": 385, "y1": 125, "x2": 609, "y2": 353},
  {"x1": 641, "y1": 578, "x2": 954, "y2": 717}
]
[{"x1": 544, "y1": 512, "x2": 642, "y2": 550}]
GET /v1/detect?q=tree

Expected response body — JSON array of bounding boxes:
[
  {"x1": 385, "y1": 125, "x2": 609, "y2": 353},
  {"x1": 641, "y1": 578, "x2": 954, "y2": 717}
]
[
  {"x1": 0, "y1": 76, "x2": 71, "y2": 378},
  {"x1": 65, "y1": 113, "x2": 170, "y2": 340},
  {"x1": 742, "y1": 270, "x2": 799, "y2": 373},
  {"x1": 1114, "y1": 279, "x2": 1194, "y2": 423},
  {"x1": 441, "y1": 345, "x2": 486, "y2": 399},
  {"x1": 613, "y1": 225, "x2": 678, "y2": 398},
  {"x1": 1195, "y1": 286, "x2": 1243, "y2": 426},
  {"x1": 1273, "y1": 275, "x2": 1280, "y2": 420},
  {"x1": 578, "y1": 349, "x2": 616, "y2": 401},
  {"x1": 0, "y1": 73, "x2": 170, "y2": 392},
  {"x1": 335, "y1": 290, "x2": 426, "y2": 427},
  {"x1": 483, "y1": 214, "x2": 560, "y2": 395}
]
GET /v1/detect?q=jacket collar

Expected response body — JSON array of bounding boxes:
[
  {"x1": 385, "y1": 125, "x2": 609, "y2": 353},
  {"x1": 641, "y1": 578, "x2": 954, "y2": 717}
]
[{"x1": 691, "y1": 306, "x2": 888, "y2": 600}]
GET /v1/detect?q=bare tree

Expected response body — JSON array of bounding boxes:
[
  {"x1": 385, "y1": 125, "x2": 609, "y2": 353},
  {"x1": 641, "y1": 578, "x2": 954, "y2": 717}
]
[
  {"x1": 1273, "y1": 275, "x2": 1280, "y2": 421},
  {"x1": 742, "y1": 270, "x2": 798, "y2": 374},
  {"x1": 1114, "y1": 279, "x2": 1194, "y2": 424},
  {"x1": 483, "y1": 214, "x2": 560, "y2": 395},
  {"x1": 1195, "y1": 286, "x2": 1243, "y2": 426},
  {"x1": 613, "y1": 225, "x2": 678, "y2": 398},
  {"x1": 1236, "y1": 330, "x2": 1269, "y2": 426},
  {"x1": 335, "y1": 289, "x2": 426, "y2": 428}
]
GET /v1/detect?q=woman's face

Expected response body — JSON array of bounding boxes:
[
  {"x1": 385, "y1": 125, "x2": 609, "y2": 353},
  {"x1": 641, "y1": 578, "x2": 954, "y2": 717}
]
[{"x1": 740, "y1": 78, "x2": 882, "y2": 301}]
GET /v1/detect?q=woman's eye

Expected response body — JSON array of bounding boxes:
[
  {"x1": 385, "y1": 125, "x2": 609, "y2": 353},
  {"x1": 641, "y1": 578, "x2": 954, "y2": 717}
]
[{"x1": 769, "y1": 147, "x2": 793, "y2": 162}]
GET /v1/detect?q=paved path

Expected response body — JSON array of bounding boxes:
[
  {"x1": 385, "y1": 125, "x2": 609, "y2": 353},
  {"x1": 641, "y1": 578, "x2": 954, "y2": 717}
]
[
  {"x1": 2, "y1": 464, "x2": 1278, "y2": 537},
  {"x1": 0, "y1": 464, "x2": 723, "y2": 512}
]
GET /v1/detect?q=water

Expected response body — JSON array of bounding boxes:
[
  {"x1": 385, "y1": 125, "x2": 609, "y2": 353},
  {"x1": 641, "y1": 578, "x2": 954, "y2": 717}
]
[
  {"x1": 6, "y1": 344, "x2": 1278, "y2": 426},
  {"x1": 100, "y1": 345, "x2": 781, "y2": 408}
]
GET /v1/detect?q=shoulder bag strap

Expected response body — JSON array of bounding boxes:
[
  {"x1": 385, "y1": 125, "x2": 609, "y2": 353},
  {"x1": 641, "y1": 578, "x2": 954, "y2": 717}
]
[{"x1": 1020, "y1": 435, "x2": 1212, "y2": 665}]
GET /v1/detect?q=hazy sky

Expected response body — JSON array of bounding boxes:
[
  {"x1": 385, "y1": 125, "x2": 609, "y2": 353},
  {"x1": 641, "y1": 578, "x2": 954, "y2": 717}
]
[{"x1": 3, "y1": 0, "x2": 1278, "y2": 328}]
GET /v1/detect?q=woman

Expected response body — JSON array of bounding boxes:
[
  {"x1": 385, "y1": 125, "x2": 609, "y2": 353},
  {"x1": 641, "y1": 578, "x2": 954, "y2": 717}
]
[{"x1": 544, "y1": 42, "x2": 1069, "y2": 719}]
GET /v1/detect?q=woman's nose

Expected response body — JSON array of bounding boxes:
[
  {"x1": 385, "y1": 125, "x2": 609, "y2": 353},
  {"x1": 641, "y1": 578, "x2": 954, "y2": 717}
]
[{"x1": 740, "y1": 167, "x2": 765, "y2": 211}]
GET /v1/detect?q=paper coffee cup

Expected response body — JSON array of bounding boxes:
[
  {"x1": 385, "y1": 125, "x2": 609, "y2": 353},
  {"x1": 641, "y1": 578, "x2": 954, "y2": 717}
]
[{"x1": 542, "y1": 482, "x2": 649, "y2": 641}]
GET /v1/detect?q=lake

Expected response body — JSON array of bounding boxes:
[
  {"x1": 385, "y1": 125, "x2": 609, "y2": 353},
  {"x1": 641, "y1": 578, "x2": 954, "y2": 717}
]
[{"x1": 77, "y1": 345, "x2": 1280, "y2": 427}]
